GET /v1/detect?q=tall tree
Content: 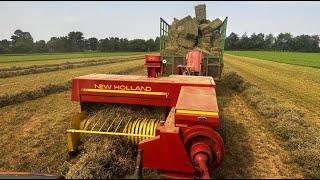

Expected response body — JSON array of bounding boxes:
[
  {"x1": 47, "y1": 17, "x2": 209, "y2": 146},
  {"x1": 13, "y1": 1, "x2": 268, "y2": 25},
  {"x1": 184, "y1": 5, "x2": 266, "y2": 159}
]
[
  {"x1": 264, "y1": 34, "x2": 276, "y2": 50},
  {"x1": 0, "y1": 39, "x2": 11, "y2": 53},
  {"x1": 33, "y1": 40, "x2": 48, "y2": 53},
  {"x1": 225, "y1": 32, "x2": 239, "y2": 50},
  {"x1": 275, "y1": 32, "x2": 293, "y2": 51},
  {"x1": 68, "y1": 31, "x2": 85, "y2": 51},
  {"x1": 88, "y1": 37, "x2": 98, "y2": 51},
  {"x1": 10, "y1": 29, "x2": 34, "y2": 53}
]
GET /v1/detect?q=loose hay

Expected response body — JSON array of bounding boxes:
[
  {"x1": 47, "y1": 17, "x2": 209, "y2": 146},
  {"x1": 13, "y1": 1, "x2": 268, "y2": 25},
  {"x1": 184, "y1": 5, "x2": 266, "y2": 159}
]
[
  {"x1": 66, "y1": 104, "x2": 166, "y2": 179},
  {"x1": 66, "y1": 136, "x2": 137, "y2": 179}
]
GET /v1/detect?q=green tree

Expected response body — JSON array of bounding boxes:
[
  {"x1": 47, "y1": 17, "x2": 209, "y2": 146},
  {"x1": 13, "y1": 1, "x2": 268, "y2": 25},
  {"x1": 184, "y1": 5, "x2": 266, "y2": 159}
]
[
  {"x1": 128, "y1": 39, "x2": 146, "y2": 51},
  {"x1": 88, "y1": 37, "x2": 98, "y2": 51},
  {"x1": 275, "y1": 33, "x2": 293, "y2": 51},
  {"x1": 33, "y1": 40, "x2": 48, "y2": 53},
  {"x1": 68, "y1": 31, "x2": 85, "y2": 51},
  {"x1": 225, "y1": 32, "x2": 239, "y2": 50},
  {"x1": 154, "y1": 36, "x2": 160, "y2": 51},
  {"x1": 265, "y1": 34, "x2": 276, "y2": 50},
  {"x1": 145, "y1": 39, "x2": 155, "y2": 52},
  {"x1": 0, "y1": 39, "x2": 11, "y2": 53},
  {"x1": 10, "y1": 29, "x2": 34, "y2": 53}
]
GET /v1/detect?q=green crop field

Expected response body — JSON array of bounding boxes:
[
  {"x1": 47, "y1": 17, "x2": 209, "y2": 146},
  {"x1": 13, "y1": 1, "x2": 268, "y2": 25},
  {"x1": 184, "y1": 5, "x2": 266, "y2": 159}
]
[
  {"x1": 226, "y1": 51, "x2": 320, "y2": 68},
  {"x1": 0, "y1": 52, "x2": 146, "y2": 63}
]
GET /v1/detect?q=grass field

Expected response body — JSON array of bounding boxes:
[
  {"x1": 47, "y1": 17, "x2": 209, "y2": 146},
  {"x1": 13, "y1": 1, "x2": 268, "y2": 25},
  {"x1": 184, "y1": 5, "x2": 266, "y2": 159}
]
[
  {"x1": 226, "y1": 51, "x2": 320, "y2": 68},
  {"x1": 0, "y1": 52, "x2": 146, "y2": 64},
  {"x1": 0, "y1": 51, "x2": 319, "y2": 178}
]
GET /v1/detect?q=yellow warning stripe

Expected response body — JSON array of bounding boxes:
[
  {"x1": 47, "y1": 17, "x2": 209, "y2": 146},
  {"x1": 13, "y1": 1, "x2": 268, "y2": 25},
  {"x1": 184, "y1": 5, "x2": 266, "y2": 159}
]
[
  {"x1": 81, "y1": 88, "x2": 167, "y2": 96},
  {"x1": 67, "y1": 129, "x2": 155, "y2": 138},
  {"x1": 176, "y1": 109, "x2": 219, "y2": 117}
]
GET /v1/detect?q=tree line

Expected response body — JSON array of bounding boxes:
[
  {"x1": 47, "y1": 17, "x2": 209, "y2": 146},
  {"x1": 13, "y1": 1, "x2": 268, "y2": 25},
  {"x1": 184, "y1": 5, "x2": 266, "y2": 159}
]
[
  {"x1": 0, "y1": 29, "x2": 319, "y2": 54},
  {"x1": 225, "y1": 32, "x2": 320, "y2": 52},
  {"x1": 0, "y1": 29, "x2": 160, "y2": 54}
]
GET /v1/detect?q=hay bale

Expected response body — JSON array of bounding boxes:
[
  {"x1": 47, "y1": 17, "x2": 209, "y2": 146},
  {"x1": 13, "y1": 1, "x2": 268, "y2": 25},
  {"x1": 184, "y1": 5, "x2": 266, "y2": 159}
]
[
  {"x1": 198, "y1": 42, "x2": 211, "y2": 52},
  {"x1": 177, "y1": 38, "x2": 195, "y2": 48},
  {"x1": 198, "y1": 36, "x2": 212, "y2": 44},
  {"x1": 199, "y1": 23, "x2": 213, "y2": 36},
  {"x1": 177, "y1": 17, "x2": 198, "y2": 39},
  {"x1": 163, "y1": 4, "x2": 223, "y2": 56},
  {"x1": 213, "y1": 37, "x2": 221, "y2": 48},
  {"x1": 211, "y1": 18, "x2": 223, "y2": 30},
  {"x1": 195, "y1": 4, "x2": 206, "y2": 24}
]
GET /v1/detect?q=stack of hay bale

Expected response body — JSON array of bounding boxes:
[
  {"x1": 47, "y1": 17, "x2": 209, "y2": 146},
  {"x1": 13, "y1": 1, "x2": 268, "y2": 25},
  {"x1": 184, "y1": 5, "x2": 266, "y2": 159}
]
[{"x1": 163, "y1": 4, "x2": 223, "y2": 56}]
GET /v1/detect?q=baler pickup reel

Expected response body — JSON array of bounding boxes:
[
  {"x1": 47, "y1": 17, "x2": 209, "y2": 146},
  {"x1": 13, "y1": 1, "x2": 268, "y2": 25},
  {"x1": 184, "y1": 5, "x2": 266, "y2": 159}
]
[{"x1": 67, "y1": 108, "x2": 162, "y2": 152}]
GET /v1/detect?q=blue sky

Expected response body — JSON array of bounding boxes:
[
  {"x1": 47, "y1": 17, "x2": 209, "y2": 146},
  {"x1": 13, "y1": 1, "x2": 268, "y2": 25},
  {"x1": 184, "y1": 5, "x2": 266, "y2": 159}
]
[{"x1": 0, "y1": 1, "x2": 319, "y2": 41}]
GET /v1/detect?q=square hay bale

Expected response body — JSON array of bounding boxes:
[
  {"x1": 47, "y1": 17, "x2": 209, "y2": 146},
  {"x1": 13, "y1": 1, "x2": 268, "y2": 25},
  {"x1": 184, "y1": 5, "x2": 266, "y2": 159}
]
[
  {"x1": 198, "y1": 42, "x2": 211, "y2": 52},
  {"x1": 211, "y1": 18, "x2": 223, "y2": 30},
  {"x1": 176, "y1": 15, "x2": 193, "y2": 26},
  {"x1": 199, "y1": 23, "x2": 214, "y2": 36},
  {"x1": 177, "y1": 38, "x2": 195, "y2": 49},
  {"x1": 195, "y1": 4, "x2": 206, "y2": 24},
  {"x1": 198, "y1": 36, "x2": 212, "y2": 44},
  {"x1": 213, "y1": 37, "x2": 221, "y2": 48},
  {"x1": 178, "y1": 18, "x2": 198, "y2": 39},
  {"x1": 176, "y1": 47, "x2": 189, "y2": 56},
  {"x1": 163, "y1": 47, "x2": 178, "y2": 57}
]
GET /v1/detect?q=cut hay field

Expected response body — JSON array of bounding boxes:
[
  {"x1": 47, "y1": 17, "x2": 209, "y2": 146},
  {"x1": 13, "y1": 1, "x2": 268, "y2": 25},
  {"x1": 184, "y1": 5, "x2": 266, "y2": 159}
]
[
  {"x1": 0, "y1": 51, "x2": 319, "y2": 178},
  {"x1": 0, "y1": 52, "x2": 145, "y2": 64},
  {"x1": 224, "y1": 54, "x2": 320, "y2": 122},
  {"x1": 223, "y1": 54, "x2": 320, "y2": 178},
  {"x1": 0, "y1": 68, "x2": 147, "y2": 175},
  {"x1": 0, "y1": 59, "x2": 143, "y2": 96},
  {"x1": 226, "y1": 51, "x2": 320, "y2": 68}
]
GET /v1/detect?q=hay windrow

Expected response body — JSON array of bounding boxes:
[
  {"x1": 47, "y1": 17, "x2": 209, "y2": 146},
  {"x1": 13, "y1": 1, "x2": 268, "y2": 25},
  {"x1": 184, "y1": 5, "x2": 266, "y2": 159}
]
[
  {"x1": 223, "y1": 71, "x2": 320, "y2": 178},
  {"x1": 0, "y1": 56, "x2": 143, "y2": 78},
  {"x1": 0, "y1": 66, "x2": 143, "y2": 108},
  {"x1": 66, "y1": 104, "x2": 166, "y2": 179}
]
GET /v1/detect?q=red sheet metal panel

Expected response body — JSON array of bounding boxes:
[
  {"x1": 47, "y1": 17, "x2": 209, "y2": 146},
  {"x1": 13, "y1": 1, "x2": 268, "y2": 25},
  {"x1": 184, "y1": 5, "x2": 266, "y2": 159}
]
[
  {"x1": 186, "y1": 50, "x2": 203, "y2": 72},
  {"x1": 71, "y1": 74, "x2": 215, "y2": 107},
  {"x1": 175, "y1": 86, "x2": 218, "y2": 112},
  {"x1": 174, "y1": 86, "x2": 219, "y2": 128}
]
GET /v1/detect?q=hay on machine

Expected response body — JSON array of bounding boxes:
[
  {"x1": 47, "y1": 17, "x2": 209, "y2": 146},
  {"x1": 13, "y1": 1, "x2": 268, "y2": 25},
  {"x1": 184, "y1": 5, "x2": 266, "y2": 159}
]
[{"x1": 66, "y1": 104, "x2": 166, "y2": 179}]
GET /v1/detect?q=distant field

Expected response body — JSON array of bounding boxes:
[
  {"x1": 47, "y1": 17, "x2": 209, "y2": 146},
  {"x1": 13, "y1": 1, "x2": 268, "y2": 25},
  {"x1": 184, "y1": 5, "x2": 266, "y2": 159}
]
[
  {"x1": 226, "y1": 51, "x2": 320, "y2": 68},
  {"x1": 0, "y1": 52, "x2": 146, "y2": 63}
]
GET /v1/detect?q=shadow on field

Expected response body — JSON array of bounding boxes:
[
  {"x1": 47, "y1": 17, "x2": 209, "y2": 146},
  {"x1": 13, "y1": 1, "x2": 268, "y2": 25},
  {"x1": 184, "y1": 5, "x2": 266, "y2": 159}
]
[{"x1": 213, "y1": 81, "x2": 256, "y2": 178}]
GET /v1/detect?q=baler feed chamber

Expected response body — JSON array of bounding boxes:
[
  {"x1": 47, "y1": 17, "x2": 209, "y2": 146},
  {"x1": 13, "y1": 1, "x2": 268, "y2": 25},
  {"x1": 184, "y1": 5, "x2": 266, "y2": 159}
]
[{"x1": 67, "y1": 103, "x2": 167, "y2": 152}]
